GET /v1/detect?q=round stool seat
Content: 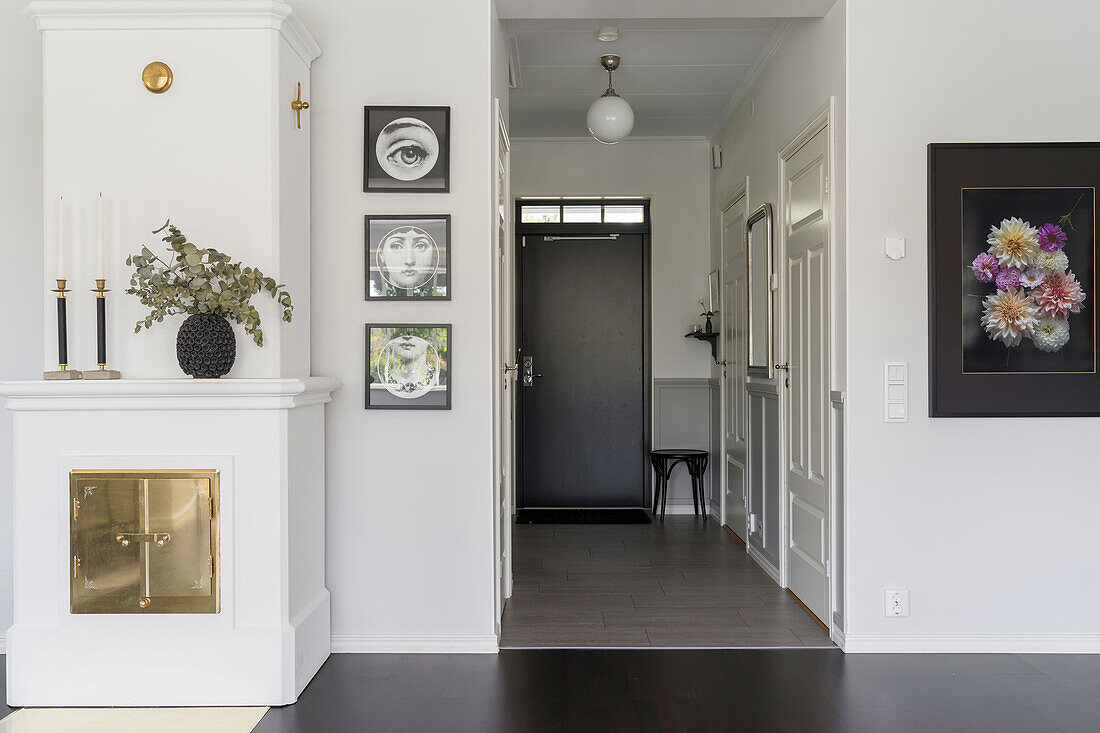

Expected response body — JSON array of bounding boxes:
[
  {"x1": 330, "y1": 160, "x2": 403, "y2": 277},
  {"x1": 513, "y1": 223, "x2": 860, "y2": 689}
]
[{"x1": 649, "y1": 449, "x2": 710, "y2": 522}]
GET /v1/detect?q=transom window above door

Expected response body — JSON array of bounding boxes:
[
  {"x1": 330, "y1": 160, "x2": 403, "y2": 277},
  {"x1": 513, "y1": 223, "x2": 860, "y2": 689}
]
[{"x1": 518, "y1": 199, "x2": 648, "y2": 225}]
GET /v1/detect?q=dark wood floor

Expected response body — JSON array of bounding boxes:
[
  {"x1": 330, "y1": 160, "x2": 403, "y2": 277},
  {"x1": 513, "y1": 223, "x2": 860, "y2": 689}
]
[
  {"x1": 249, "y1": 650, "x2": 1100, "y2": 732},
  {"x1": 501, "y1": 515, "x2": 832, "y2": 648}
]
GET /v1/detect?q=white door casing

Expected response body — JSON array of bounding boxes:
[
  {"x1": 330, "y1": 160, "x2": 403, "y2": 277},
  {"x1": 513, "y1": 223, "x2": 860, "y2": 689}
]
[
  {"x1": 492, "y1": 100, "x2": 514, "y2": 630},
  {"x1": 779, "y1": 115, "x2": 830, "y2": 625},
  {"x1": 720, "y1": 189, "x2": 748, "y2": 539}
]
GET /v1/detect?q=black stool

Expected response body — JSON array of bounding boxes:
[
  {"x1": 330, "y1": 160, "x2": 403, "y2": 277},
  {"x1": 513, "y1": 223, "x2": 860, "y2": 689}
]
[{"x1": 649, "y1": 449, "x2": 710, "y2": 523}]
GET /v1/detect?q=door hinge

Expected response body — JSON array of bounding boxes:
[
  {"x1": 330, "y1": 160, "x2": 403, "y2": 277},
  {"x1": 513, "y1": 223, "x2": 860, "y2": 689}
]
[
  {"x1": 825, "y1": 560, "x2": 831, "y2": 579},
  {"x1": 209, "y1": 496, "x2": 216, "y2": 519},
  {"x1": 824, "y1": 176, "x2": 830, "y2": 196},
  {"x1": 73, "y1": 498, "x2": 80, "y2": 520}
]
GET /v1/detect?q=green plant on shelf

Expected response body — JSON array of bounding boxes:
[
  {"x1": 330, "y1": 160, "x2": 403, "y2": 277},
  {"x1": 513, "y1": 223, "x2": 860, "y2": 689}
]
[{"x1": 126, "y1": 220, "x2": 293, "y2": 346}]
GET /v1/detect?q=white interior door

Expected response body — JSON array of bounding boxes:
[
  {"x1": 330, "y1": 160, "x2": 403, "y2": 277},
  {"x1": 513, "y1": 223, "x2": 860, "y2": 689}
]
[
  {"x1": 781, "y1": 124, "x2": 830, "y2": 624},
  {"x1": 492, "y1": 101, "x2": 514, "y2": 626},
  {"x1": 720, "y1": 193, "x2": 748, "y2": 539}
]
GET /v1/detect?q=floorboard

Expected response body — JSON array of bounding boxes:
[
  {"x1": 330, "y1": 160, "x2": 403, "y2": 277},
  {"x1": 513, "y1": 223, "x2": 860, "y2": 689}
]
[
  {"x1": 501, "y1": 514, "x2": 832, "y2": 648},
  {"x1": 245, "y1": 650, "x2": 1100, "y2": 732}
]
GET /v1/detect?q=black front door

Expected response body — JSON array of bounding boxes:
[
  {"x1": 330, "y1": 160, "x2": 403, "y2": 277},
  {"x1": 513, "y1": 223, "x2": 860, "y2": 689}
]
[{"x1": 518, "y1": 233, "x2": 648, "y2": 507}]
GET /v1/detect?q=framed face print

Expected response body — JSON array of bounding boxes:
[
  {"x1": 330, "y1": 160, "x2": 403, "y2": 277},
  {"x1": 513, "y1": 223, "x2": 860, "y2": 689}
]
[
  {"x1": 364, "y1": 106, "x2": 450, "y2": 192},
  {"x1": 366, "y1": 324, "x2": 451, "y2": 409},
  {"x1": 365, "y1": 215, "x2": 450, "y2": 300},
  {"x1": 929, "y1": 142, "x2": 1100, "y2": 416}
]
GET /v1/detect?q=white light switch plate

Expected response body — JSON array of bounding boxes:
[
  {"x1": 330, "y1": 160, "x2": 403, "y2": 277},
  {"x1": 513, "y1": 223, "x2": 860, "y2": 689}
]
[{"x1": 884, "y1": 362, "x2": 907, "y2": 423}]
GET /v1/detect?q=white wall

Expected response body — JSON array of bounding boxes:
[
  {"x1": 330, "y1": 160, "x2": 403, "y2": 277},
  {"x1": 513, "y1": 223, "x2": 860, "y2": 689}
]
[
  {"x1": 0, "y1": 0, "x2": 44, "y2": 644},
  {"x1": 510, "y1": 139, "x2": 713, "y2": 379},
  {"x1": 292, "y1": 0, "x2": 498, "y2": 649},
  {"x1": 845, "y1": 0, "x2": 1100, "y2": 651}
]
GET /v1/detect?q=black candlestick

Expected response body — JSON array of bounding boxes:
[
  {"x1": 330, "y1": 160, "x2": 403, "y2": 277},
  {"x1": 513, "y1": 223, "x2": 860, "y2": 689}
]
[
  {"x1": 96, "y1": 285, "x2": 106, "y2": 365},
  {"x1": 83, "y1": 278, "x2": 121, "y2": 380},
  {"x1": 44, "y1": 279, "x2": 81, "y2": 380}
]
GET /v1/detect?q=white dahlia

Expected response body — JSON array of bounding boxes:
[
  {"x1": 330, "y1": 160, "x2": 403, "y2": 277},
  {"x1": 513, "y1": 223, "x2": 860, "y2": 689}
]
[
  {"x1": 1033, "y1": 249, "x2": 1070, "y2": 274},
  {"x1": 987, "y1": 217, "x2": 1039, "y2": 269},
  {"x1": 1030, "y1": 317, "x2": 1071, "y2": 353},
  {"x1": 981, "y1": 288, "x2": 1039, "y2": 346}
]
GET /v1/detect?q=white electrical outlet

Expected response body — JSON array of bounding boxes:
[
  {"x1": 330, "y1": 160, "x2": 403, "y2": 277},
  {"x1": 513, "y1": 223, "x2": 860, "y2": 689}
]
[{"x1": 884, "y1": 589, "x2": 910, "y2": 617}]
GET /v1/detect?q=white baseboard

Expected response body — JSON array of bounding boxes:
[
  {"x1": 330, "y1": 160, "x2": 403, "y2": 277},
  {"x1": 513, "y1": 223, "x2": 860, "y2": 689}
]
[
  {"x1": 330, "y1": 634, "x2": 499, "y2": 654},
  {"x1": 746, "y1": 542, "x2": 781, "y2": 585},
  {"x1": 656, "y1": 501, "x2": 716, "y2": 517},
  {"x1": 843, "y1": 633, "x2": 1100, "y2": 654},
  {"x1": 830, "y1": 626, "x2": 846, "y2": 651}
]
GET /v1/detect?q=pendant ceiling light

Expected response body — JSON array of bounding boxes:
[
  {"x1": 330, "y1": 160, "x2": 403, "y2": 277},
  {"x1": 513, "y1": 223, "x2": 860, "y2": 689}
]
[{"x1": 586, "y1": 54, "x2": 634, "y2": 144}]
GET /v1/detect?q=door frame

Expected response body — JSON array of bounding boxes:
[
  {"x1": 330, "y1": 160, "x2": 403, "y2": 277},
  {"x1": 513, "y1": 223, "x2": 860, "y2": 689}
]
[
  {"x1": 775, "y1": 99, "x2": 837, "y2": 630},
  {"x1": 514, "y1": 199, "x2": 652, "y2": 509},
  {"x1": 718, "y1": 182, "x2": 748, "y2": 540},
  {"x1": 491, "y1": 100, "x2": 512, "y2": 631}
]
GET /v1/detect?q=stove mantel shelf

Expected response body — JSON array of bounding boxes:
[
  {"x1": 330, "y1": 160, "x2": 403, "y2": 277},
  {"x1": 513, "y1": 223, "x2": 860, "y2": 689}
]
[{"x1": 0, "y1": 376, "x2": 340, "y2": 411}]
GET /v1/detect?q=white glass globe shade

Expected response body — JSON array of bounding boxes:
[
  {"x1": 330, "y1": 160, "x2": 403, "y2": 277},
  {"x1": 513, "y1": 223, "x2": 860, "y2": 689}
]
[{"x1": 587, "y1": 94, "x2": 634, "y2": 144}]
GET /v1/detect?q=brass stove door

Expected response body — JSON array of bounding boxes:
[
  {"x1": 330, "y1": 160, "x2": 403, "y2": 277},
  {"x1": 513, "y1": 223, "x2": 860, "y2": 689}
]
[{"x1": 70, "y1": 471, "x2": 219, "y2": 614}]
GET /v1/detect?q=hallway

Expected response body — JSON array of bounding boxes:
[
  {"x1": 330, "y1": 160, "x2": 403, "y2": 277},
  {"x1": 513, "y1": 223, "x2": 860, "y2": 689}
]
[{"x1": 501, "y1": 516, "x2": 833, "y2": 648}]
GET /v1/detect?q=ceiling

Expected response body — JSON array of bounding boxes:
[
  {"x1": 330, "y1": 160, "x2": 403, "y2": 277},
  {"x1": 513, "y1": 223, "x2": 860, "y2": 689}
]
[
  {"x1": 498, "y1": 1, "x2": 838, "y2": 139},
  {"x1": 504, "y1": 17, "x2": 793, "y2": 139}
]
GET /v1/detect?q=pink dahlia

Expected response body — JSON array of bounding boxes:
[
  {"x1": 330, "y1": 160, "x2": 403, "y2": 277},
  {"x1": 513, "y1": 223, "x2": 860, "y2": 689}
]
[
  {"x1": 972, "y1": 252, "x2": 999, "y2": 283},
  {"x1": 1036, "y1": 223, "x2": 1068, "y2": 252},
  {"x1": 1032, "y1": 271, "x2": 1086, "y2": 319},
  {"x1": 995, "y1": 266, "x2": 1022, "y2": 291}
]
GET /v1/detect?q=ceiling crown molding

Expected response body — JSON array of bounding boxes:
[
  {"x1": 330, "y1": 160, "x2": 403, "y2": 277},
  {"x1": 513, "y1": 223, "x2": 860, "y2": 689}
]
[{"x1": 23, "y1": 0, "x2": 320, "y2": 65}]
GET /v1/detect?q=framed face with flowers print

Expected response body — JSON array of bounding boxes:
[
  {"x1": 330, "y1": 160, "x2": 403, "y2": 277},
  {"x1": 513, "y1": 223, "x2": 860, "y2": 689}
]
[{"x1": 929, "y1": 143, "x2": 1099, "y2": 416}]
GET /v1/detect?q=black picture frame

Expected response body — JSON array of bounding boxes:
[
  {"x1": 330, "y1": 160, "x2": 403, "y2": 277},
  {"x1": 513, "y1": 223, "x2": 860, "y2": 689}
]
[
  {"x1": 365, "y1": 323, "x2": 452, "y2": 410},
  {"x1": 363, "y1": 106, "x2": 450, "y2": 193},
  {"x1": 929, "y1": 142, "x2": 1099, "y2": 417},
  {"x1": 365, "y1": 214, "x2": 451, "y2": 300}
]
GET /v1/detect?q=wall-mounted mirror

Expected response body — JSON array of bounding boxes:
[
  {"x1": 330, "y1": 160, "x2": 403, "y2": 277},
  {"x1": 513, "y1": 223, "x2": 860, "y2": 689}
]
[{"x1": 746, "y1": 203, "x2": 773, "y2": 377}]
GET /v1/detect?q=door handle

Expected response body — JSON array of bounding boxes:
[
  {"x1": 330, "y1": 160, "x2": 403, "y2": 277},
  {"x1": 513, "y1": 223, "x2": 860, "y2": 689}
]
[
  {"x1": 521, "y1": 357, "x2": 541, "y2": 387},
  {"x1": 775, "y1": 362, "x2": 790, "y2": 371}
]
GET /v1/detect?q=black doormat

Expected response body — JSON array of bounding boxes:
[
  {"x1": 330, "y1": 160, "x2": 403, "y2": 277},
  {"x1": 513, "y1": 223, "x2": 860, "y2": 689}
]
[{"x1": 515, "y1": 508, "x2": 652, "y2": 525}]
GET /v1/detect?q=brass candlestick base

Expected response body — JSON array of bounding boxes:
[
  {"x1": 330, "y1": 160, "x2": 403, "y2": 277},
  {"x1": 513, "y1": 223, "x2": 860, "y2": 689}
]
[{"x1": 82, "y1": 278, "x2": 121, "y2": 379}]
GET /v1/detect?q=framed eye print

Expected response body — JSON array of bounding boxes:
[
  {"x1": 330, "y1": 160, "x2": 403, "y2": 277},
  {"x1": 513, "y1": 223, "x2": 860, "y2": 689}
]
[
  {"x1": 364, "y1": 106, "x2": 450, "y2": 192},
  {"x1": 929, "y1": 142, "x2": 1099, "y2": 417},
  {"x1": 366, "y1": 324, "x2": 451, "y2": 410},
  {"x1": 365, "y1": 215, "x2": 450, "y2": 300}
]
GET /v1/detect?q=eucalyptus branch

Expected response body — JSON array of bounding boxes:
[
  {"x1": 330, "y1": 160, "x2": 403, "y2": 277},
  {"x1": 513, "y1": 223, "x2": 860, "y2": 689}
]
[{"x1": 125, "y1": 221, "x2": 292, "y2": 346}]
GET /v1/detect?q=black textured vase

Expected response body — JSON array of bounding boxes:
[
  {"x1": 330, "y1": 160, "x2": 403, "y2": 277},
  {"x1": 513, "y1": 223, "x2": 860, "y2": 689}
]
[{"x1": 176, "y1": 314, "x2": 236, "y2": 378}]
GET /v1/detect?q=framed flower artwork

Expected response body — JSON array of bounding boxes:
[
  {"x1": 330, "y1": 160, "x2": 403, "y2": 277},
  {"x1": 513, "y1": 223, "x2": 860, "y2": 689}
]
[{"x1": 929, "y1": 142, "x2": 1099, "y2": 416}]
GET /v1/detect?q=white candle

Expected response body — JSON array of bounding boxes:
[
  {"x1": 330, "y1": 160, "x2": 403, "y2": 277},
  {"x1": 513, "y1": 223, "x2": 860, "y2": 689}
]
[
  {"x1": 57, "y1": 196, "x2": 64, "y2": 280},
  {"x1": 96, "y1": 192, "x2": 104, "y2": 279}
]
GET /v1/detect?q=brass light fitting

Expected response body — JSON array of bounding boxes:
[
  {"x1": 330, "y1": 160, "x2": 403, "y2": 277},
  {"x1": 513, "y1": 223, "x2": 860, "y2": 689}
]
[{"x1": 141, "y1": 61, "x2": 173, "y2": 94}]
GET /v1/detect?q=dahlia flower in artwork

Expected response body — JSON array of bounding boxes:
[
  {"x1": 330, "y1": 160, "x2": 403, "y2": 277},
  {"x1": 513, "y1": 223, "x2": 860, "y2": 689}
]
[
  {"x1": 1019, "y1": 268, "x2": 1045, "y2": 288},
  {"x1": 1032, "y1": 317, "x2": 1071, "y2": 353},
  {"x1": 1037, "y1": 223, "x2": 1068, "y2": 252},
  {"x1": 987, "y1": 217, "x2": 1039, "y2": 269},
  {"x1": 995, "y1": 266, "x2": 1022, "y2": 291},
  {"x1": 981, "y1": 288, "x2": 1039, "y2": 346},
  {"x1": 970, "y1": 215, "x2": 1087, "y2": 354},
  {"x1": 1033, "y1": 249, "x2": 1069, "y2": 274},
  {"x1": 971, "y1": 252, "x2": 999, "y2": 282},
  {"x1": 1031, "y1": 271, "x2": 1086, "y2": 319}
]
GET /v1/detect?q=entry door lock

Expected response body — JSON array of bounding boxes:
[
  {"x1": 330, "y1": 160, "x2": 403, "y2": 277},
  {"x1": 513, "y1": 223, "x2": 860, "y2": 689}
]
[{"x1": 521, "y1": 356, "x2": 541, "y2": 387}]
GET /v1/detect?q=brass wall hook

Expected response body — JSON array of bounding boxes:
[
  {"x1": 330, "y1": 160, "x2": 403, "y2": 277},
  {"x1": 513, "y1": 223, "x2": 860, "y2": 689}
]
[{"x1": 291, "y1": 82, "x2": 310, "y2": 129}]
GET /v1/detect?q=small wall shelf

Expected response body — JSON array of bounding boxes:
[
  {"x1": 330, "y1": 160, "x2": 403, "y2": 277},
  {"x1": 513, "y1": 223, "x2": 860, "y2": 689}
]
[{"x1": 685, "y1": 331, "x2": 719, "y2": 363}]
